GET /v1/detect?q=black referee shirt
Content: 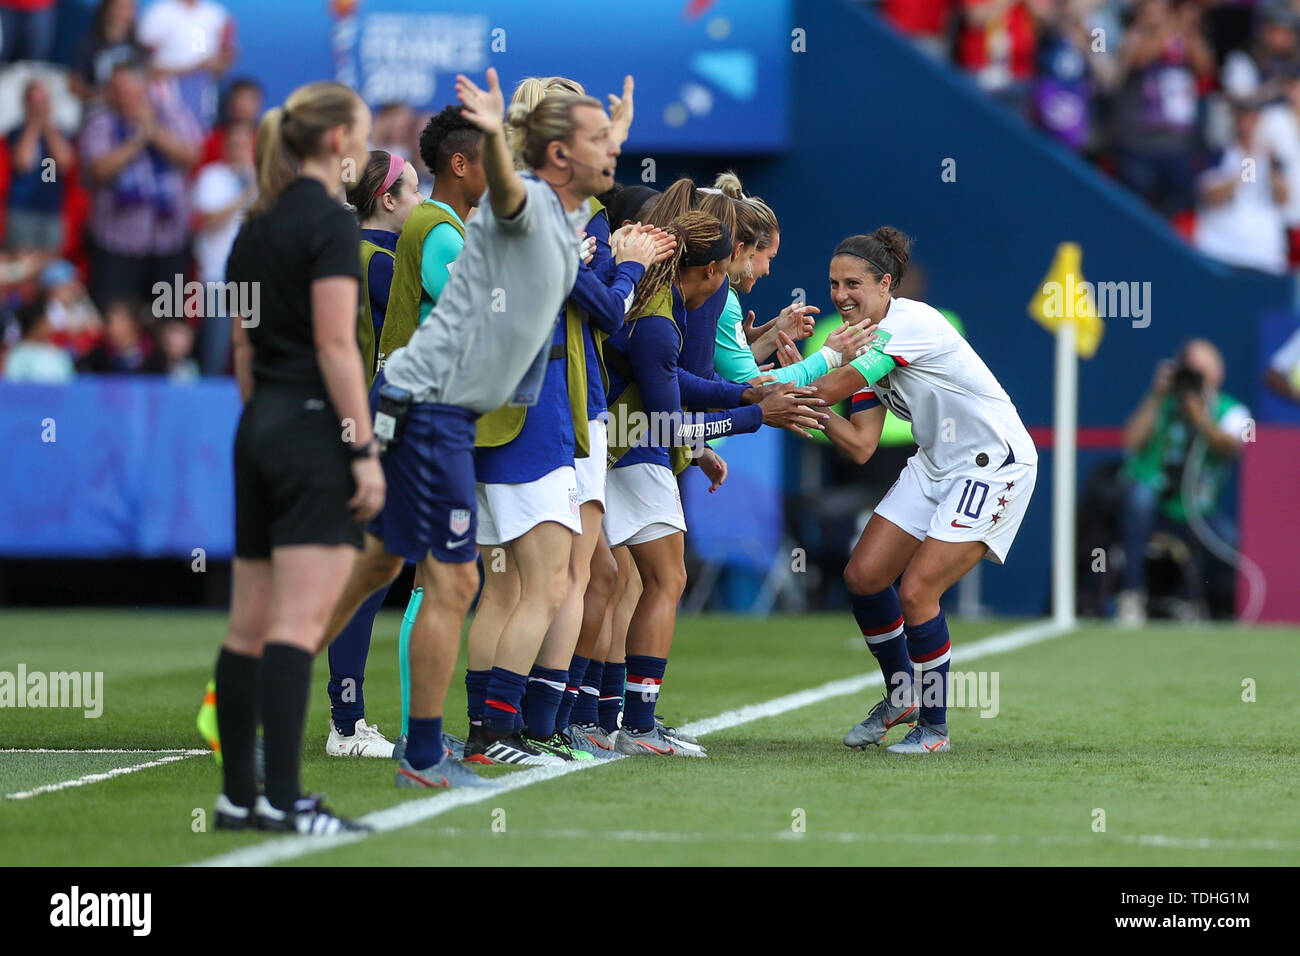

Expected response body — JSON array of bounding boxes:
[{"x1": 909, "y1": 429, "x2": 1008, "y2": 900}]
[{"x1": 227, "y1": 177, "x2": 361, "y2": 392}]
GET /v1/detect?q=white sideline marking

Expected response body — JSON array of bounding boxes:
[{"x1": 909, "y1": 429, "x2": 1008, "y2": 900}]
[
  {"x1": 682, "y1": 617, "x2": 1068, "y2": 737},
  {"x1": 426, "y1": 827, "x2": 1300, "y2": 853},
  {"x1": 4, "y1": 753, "x2": 205, "y2": 801},
  {"x1": 193, "y1": 618, "x2": 1072, "y2": 867}
]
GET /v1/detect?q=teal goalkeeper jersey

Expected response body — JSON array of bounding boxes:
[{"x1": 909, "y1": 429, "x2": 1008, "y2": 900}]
[{"x1": 714, "y1": 287, "x2": 829, "y2": 386}]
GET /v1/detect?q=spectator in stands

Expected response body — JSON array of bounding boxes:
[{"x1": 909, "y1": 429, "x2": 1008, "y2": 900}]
[
  {"x1": 1033, "y1": 0, "x2": 1103, "y2": 149},
  {"x1": 878, "y1": 0, "x2": 956, "y2": 60},
  {"x1": 1112, "y1": 0, "x2": 1215, "y2": 216},
  {"x1": 1264, "y1": 323, "x2": 1300, "y2": 401},
  {"x1": 79, "y1": 56, "x2": 201, "y2": 310},
  {"x1": 0, "y1": 0, "x2": 57, "y2": 65},
  {"x1": 191, "y1": 118, "x2": 255, "y2": 374},
  {"x1": 40, "y1": 259, "x2": 102, "y2": 359},
  {"x1": 1117, "y1": 339, "x2": 1250, "y2": 623},
  {"x1": 155, "y1": 315, "x2": 198, "y2": 381},
  {"x1": 4, "y1": 298, "x2": 74, "y2": 383},
  {"x1": 1257, "y1": 72, "x2": 1300, "y2": 261},
  {"x1": 79, "y1": 296, "x2": 164, "y2": 373},
  {"x1": 1195, "y1": 99, "x2": 1289, "y2": 274},
  {"x1": 1222, "y1": 7, "x2": 1300, "y2": 107},
  {"x1": 137, "y1": 0, "x2": 234, "y2": 129},
  {"x1": 73, "y1": 0, "x2": 143, "y2": 100},
  {"x1": 197, "y1": 76, "x2": 262, "y2": 169},
  {"x1": 5, "y1": 77, "x2": 72, "y2": 254},
  {"x1": 955, "y1": 0, "x2": 1042, "y2": 113},
  {"x1": 370, "y1": 102, "x2": 417, "y2": 161}
]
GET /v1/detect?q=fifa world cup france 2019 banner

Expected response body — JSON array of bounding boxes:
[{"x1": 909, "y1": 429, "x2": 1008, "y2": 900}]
[{"x1": 220, "y1": 0, "x2": 791, "y2": 153}]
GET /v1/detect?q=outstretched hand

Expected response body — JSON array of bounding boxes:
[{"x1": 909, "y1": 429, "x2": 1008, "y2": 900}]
[
  {"x1": 455, "y1": 67, "x2": 505, "y2": 136},
  {"x1": 608, "y1": 75, "x2": 635, "y2": 146},
  {"x1": 774, "y1": 303, "x2": 819, "y2": 341},
  {"x1": 825, "y1": 319, "x2": 878, "y2": 362},
  {"x1": 774, "y1": 330, "x2": 802, "y2": 368}
]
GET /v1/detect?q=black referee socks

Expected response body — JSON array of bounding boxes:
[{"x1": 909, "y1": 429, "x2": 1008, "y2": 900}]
[
  {"x1": 260, "y1": 643, "x2": 314, "y2": 812},
  {"x1": 215, "y1": 647, "x2": 261, "y2": 809}
]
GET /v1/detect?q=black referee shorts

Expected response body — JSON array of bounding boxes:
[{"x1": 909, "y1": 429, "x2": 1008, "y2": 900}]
[{"x1": 234, "y1": 384, "x2": 364, "y2": 559}]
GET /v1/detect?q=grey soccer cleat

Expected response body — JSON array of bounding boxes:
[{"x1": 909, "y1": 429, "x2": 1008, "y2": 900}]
[
  {"x1": 614, "y1": 724, "x2": 708, "y2": 758},
  {"x1": 562, "y1": 723, "x2": 624, "y2": 760},
  {"x1": 884, "y1": 720, "x2": 950, "y2": 754},
  {"x1": 655, "y1": 714, "x2": 698, "y2": 744},
  {"x1": 442, "y1": 732, "x2": 465, "y2": 761},
  {"x1": 395, "y1": 756, "x2": 498, "y2": 788},
  {"x1": 393, "y1": 732, "x2": 465, "y2": 763},
  {"x1": 843, "y1": 695, "x2": 919, "y2": 749}
]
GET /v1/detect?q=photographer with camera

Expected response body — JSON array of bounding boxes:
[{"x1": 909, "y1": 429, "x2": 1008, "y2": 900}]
[{"x1": 1116, "y1": 339, "x2": 1251, "y2": 624}]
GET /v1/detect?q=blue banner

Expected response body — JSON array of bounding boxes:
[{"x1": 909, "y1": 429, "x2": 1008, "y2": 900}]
[
  {"x1": 0, "y1": 379, "x2": 240, "y2": 558},
  {"x1": 221, "y1": 0, "x2": 790, "y2": 153}
]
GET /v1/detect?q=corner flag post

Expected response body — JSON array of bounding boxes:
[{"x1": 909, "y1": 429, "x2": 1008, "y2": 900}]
[{"x1": 1052, "y1": 319, "x2": 1077, "y2": 629}]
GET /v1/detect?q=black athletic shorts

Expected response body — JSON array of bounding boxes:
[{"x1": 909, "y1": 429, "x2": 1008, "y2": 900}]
[{"x1": 234, "y1": 383, "x2": 364, "y2": 558}]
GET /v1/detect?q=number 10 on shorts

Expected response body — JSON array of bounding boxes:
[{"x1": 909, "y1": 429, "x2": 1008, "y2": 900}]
[{"x1": 956, "y1": 479, "x2": 989, "y2": 520}]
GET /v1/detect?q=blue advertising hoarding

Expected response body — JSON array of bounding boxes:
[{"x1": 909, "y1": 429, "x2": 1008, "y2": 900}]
[{"x1": 218, "y1": 0, "x2": 790, "y2": 153}]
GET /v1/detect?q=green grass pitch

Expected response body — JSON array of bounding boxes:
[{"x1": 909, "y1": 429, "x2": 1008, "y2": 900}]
[{"x1": 2, "y1": 609, "x2": 1298, "y2": 866}]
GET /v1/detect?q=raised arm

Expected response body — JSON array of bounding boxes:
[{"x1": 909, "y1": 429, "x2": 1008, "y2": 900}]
[{"x1": 455, "y1": 68, "x2": 526, "y2": 221}]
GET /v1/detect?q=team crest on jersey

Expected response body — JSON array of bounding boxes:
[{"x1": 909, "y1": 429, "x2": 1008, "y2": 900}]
[{"x1": 449, "y1": 509, "x2": 470, "y2": 536}]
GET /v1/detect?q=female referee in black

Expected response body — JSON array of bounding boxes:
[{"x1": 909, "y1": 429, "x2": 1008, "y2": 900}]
[{"x1": 213, "y1": 81, "x2": 384, "y2": 835}]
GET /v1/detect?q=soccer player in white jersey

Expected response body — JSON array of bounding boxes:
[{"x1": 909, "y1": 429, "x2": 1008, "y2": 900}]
[{"x1": 810, "y1": 228, "x2": 1038, "y2": 754}]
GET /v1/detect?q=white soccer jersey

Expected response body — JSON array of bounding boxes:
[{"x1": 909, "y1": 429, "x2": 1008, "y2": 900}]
[{"x1": 851, "y1": 297, "x2": 1037, "y2": 481}]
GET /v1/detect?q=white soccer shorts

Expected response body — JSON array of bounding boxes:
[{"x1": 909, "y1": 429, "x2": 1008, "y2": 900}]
[
  {"x1": 476, "y1": 464, "x2": 581, "y2": 546},
  {"x1": 575, "y1": 418, "x2": 608, "y2": 509},
  {"x1": 603, "y1": 461, "x2": 686, "y2": 548},
  {"x1": 873, "y1": 454, "x2": 1037, "y2": 565}
]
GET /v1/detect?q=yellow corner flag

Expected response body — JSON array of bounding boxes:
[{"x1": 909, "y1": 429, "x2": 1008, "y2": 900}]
[{"x1": 1027, "y1": 242, "x2": 1104, "y2": 359}]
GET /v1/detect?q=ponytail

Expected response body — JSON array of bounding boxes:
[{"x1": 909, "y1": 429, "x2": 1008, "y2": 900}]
[
  {"x1": 248, "y1": 81, "x2": 361, "y2": 217},
  {"x1": 629, "y1": 211, "x2": 726, "y2": 318}
]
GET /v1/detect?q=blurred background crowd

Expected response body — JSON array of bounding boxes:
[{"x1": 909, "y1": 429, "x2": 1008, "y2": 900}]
[
  {"x1": 874, "y1": 0, "x2": 1300, "y2": 274},
  {"x1": 4, "y1": 0, "x2": 1300, "y2": 379},
  {"x1": 0, "y1": 0, "x2": 435, "y2": 383}
]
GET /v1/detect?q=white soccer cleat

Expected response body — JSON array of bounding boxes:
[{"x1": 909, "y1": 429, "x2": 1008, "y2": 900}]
[{"x1": 326, "y1": 718, "x2": 396, "y2": 758}]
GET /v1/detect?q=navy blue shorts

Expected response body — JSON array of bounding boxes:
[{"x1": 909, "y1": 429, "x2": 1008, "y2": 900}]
[{"x1": 368, "y1": 375, "x2": 479, "y2": 564}]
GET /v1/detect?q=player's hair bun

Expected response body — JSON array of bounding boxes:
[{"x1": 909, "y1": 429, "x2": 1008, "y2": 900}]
[
  {"x1": 505, "y1": 101, "x2": 532, "y2": 131},
  {"x1": 871, "y1": 226, "x2": 913, "y2": 274},
  {"x1": 832, "y1": 226, "x2": 913, "y2": 293},
  {"x1": 713, "y1": 170, "x2": 744, "y2": 199}
]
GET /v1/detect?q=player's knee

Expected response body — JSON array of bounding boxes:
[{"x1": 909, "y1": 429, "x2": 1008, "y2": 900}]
[
  {"x1": 524, "y1": 559, "x2": 569, "y2": 616},
  {"x1": 363, "y1": 549, "x2": 404, "y2": 591},
  {"x1": 643, "y1": 560, "x2": 687, "y2": 603},
  {"x1": 844, "y1": 558, "x2": 891, "y2": 596},
  {"x1": 586, "y1": 549, "x2": 619, "y2": 606},
  {"x1": 427, "y1": 560, "x2": 480, "y2": 614},
  {"x1": 897, "y1": 577, "x2": 939, "y2": 624}
]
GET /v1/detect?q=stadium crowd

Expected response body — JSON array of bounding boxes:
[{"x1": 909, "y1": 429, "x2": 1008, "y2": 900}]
[
  {"x1": 0, "y1": 0, "x2": 435, "y2": 382},
  {"x1": 4, "y1": 0, "x2": 1298, "y2": 384},
  {"x1": 873, "y1": 0, "x2": 1300, "y2": 273}
]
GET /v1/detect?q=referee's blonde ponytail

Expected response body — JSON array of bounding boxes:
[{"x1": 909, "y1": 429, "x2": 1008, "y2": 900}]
[{"x1": 250, "y1": 81, "x2": 361, "y2": 217}]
